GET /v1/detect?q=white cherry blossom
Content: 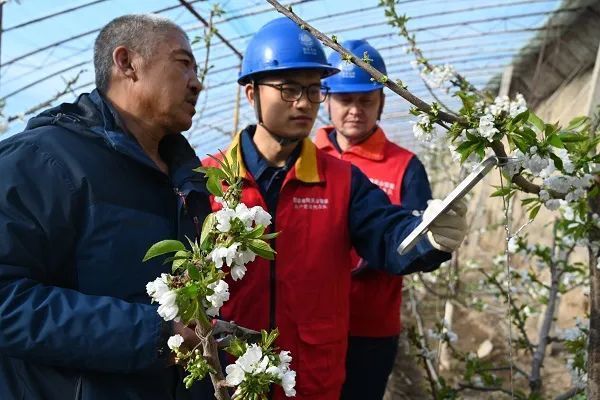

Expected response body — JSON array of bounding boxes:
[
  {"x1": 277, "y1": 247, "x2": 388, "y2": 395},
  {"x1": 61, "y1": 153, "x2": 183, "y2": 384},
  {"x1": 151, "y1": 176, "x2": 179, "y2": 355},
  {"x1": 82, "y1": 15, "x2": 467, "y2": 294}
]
[{"x1": 167, "y1": 334, "x2": 184, "y2": 350}]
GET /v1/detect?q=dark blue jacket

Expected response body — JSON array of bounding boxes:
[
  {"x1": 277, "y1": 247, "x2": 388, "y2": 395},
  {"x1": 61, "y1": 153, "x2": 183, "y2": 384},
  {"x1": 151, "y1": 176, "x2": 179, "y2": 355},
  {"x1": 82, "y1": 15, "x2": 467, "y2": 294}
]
[{"x1": 0, "y1": 90, "x2": 211, "y2": 399}]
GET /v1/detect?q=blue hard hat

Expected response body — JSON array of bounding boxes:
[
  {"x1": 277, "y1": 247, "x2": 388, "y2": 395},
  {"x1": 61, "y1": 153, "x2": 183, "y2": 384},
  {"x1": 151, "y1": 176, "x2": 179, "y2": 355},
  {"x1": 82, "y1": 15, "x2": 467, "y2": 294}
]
[
  {"x1": 238, "y1": 17, "x2": 339, "y2": 85},
  {"x1": 323, "y1": 39, "x2": 387, "y2": 93}
]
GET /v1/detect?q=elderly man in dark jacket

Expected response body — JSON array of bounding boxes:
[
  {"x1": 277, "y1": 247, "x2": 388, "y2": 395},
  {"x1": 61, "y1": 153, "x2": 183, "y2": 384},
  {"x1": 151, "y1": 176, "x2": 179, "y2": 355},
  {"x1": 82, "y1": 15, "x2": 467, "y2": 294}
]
[{"x1": 0, "y1": 14, "x2": 211, "y2": 399}]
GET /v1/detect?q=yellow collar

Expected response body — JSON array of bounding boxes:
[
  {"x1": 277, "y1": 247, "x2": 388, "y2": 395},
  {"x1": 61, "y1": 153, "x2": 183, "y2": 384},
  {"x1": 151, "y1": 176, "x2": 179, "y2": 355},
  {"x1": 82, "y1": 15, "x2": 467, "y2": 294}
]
[{"x1": 224, "y1": 131, "x2": 323, "y2": 183}]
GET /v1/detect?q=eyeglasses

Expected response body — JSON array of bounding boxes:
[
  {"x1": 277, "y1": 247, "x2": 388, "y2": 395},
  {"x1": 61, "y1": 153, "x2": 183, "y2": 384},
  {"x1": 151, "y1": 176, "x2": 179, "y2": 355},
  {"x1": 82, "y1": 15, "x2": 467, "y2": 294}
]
[{"x1": 257, "y1": 82, "x2": 329, "y2": 104}]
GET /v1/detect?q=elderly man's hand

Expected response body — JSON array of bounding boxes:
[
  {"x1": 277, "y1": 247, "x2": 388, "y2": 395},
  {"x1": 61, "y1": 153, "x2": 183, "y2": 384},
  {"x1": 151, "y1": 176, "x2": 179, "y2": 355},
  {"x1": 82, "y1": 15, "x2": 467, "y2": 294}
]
[
  {"x1": 166, "y1": 321, "x2": 201, "y2": 366},
  {"x1": 424, "y1": 198, "x2": 468, "y2": 253}
]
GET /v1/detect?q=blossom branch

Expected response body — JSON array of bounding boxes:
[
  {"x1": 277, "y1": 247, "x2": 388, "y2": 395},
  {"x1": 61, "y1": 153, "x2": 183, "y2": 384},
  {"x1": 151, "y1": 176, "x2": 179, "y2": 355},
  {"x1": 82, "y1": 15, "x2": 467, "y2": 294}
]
[
  {"x1": 265, "y1": 0, "x2": 548, "y2": 198},
  {"x1": 379, "y1": 0, "x2": 478, "y2": 94},
  {"x1": 264, "y1": 0, "x2": 462, "y2": 126},
  {"x1": 489, "y1": 141, "x2": 541, "y2": 194},
  {"x1": 145, "y1": 152, "x2": 296, "y2": 398}
]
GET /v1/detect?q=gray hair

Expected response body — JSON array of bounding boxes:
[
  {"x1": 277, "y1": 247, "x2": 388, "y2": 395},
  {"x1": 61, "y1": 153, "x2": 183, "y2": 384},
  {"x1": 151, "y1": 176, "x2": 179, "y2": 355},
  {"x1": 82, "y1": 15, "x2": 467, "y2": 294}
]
[{"x1": 94, "y1": 14, "x2": 188, "y2": 93}]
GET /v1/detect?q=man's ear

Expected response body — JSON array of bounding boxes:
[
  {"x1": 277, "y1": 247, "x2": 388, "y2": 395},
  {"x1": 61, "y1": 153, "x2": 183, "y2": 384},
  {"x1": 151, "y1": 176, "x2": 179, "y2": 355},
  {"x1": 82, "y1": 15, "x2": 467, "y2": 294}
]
[
  {"x1": 324, "y1": 97, "x2": 331, "y2": 121},
  {"x1": 112, "y1": 46, "x2": 138, "y2": 81},
  {"x1": 245, "y1": 83, "x2": 255, "y2": 106},
  {"x1": 378, "y1": 90, "x2": 385, "y2": 120}
]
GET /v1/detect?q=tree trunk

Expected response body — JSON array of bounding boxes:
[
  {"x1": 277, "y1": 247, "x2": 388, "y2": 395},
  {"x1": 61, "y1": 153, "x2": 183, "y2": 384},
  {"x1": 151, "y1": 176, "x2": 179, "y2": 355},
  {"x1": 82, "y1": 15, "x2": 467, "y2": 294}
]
[{"x1": 587, "y1": 180, "x2": 600, "y2": 398}]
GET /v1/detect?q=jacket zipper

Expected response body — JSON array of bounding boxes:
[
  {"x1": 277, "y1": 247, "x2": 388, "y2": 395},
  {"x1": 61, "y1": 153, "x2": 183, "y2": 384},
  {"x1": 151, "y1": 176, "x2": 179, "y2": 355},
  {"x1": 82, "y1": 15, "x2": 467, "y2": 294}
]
[
  {"x1": 173, "y1": 187, "x2": 202, "y2": 241},
  {"x1": 268, "y1": 199, "x2": 278, "y2": 332},
  {"x1": 173, "y1": 187, "x2": 185, "y2": 240},
  {"x1": 73, "y1": 375, "x2": 82, "y2": 400}
]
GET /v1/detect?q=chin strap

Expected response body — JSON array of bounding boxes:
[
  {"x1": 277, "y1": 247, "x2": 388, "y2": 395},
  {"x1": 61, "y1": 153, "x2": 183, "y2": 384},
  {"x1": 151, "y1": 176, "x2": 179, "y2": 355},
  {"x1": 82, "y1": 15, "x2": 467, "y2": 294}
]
[
  {"x1": 253, "y1": 81, "x2": 302, "y2": 147},
  {"x1": 377, "y1": 90, "x2": 384, "y2": 120}
]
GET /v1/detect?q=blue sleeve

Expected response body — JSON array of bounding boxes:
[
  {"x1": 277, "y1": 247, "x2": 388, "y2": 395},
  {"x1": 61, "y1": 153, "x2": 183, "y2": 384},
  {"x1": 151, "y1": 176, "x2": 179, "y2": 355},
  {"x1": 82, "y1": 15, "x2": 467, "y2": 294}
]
[
  {"x1": 400, "y1": 156, "x2": 432, "y2": 211},
  {"x1": 348, "y1": 165, "x2": 450, "y2": 274},
  {"x1": 0, "y1": 140, "x2": 169, "y2": 373}
]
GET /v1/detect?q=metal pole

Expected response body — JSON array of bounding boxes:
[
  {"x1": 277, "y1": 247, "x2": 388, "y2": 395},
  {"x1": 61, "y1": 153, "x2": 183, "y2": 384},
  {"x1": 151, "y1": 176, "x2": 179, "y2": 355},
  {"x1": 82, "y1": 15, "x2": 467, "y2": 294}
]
[
  {"x1": 499, "y1": 65, "x2": 514, "y2": 97},
  {"x1": 0, "y1": 0, "x2": 4, "y2": 92},
  {"x1": 232, "y1": 64, "x2": 241, "y2": 136},
  {"x1": 586, "y1": 39, "x2": 600, "y2": 117}
]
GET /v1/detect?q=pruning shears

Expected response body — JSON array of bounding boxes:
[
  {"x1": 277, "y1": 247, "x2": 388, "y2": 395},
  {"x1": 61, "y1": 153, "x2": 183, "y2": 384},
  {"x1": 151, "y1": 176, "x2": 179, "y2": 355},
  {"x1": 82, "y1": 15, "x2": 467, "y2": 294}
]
[{"x1": 212, "y1": 320, "x2": 261, "y2": 348}]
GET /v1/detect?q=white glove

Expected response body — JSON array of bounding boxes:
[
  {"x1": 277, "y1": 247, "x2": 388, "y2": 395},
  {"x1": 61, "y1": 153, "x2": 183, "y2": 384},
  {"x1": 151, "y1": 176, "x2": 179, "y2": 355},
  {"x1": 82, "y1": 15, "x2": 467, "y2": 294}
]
[{"x1": 424, "y1": 197, "x2": 468, "y2": 253}]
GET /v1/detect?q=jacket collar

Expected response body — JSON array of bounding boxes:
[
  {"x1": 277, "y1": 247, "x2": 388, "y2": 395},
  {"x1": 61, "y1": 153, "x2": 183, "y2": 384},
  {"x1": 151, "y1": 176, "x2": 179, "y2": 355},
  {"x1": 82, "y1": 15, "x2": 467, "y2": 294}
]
[
  {"x1": 225, "y1": 126, "x2": 323, "y2": 183},
  {"x1": 315, "y1": 125, "x2": 387, "y2": 161},
  {"x1": 28, "y1": 90, "x2": 204, "y2": 189}
]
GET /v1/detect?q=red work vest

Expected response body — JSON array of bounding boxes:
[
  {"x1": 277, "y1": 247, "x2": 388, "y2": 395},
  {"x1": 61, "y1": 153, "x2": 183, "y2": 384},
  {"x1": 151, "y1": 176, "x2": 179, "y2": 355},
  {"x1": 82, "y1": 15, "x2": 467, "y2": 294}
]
[
  {"x1": 315, "y1": 126, "x2": 414, "y2": 337},
  {"x1": 203, "y1": 134, "x2": 353, "y2": 400}
]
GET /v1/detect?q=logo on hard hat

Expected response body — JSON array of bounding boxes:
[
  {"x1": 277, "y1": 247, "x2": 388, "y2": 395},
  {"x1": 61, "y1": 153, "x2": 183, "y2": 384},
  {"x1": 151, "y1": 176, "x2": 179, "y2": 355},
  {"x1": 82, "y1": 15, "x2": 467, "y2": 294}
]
[
  {"x1": 340, "y1": 62, "x2": 356, "y2": 78},
  {"x1": 299, "y1": 32, "x2": 317, "y2": 55}
]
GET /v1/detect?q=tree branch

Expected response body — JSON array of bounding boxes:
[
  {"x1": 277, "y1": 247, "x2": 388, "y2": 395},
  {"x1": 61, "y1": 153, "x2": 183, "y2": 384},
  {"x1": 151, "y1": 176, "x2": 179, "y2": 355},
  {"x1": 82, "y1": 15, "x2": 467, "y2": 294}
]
[
  {"x1": 480, "y1": 269, "x2": 535, "y2": 354},
  {"x1": 529, "y1": 230, "x2": 561, "y2": 393},
  {"x1": 264, "y1": 0, "x2": 462, "y2": 126},
  {"x1": 266, "y1": 0, "x2": 546, "y2": 198},
  {"x1": 408, "y1": 285, "x2": 441, "y2": 398},
  {"x1": 490, "y1": 140, "x2": 541, "y2": 194},
  {"x1": 457, "y1": 383, "x2": 524, "y2": 398},
  {"x1": 554, "y1": 386, "x2": 584, "y2": 400},
  {"x1": 196, "y1": 319, "x2": 231, "y2": 400}
]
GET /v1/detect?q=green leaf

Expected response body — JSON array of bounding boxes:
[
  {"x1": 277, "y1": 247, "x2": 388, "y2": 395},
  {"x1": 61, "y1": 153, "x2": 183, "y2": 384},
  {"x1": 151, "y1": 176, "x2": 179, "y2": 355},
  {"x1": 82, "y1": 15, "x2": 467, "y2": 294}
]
[
  {"x1": 519, "y1": 127, "x2": 537, "y2": 141},
  {"x1": 529, "y1": 204, "x2": 541, "y2": 220},
  {"x1": 475, "y1": 144, "x2": 485, "y2": 159},
  {"x1": 521, "y1": 197, "x2": 539, "y2": 206},
  {"x1": 247, "y1": 239, "x2": 276, "y2": 260},
  {"x1": 244, "y1": 225, "x2": 265, "y2": 239},
  {"x1": 490, "y1": 187, "x2": 512, "y2": 197},
  {"x1": 204, "y1": 166, "x2": 227, "y2": 181},
  {"x1": 460, "y1": 143, "x2": 480, "y2": 163},
  {"x1": 207, "y1": 153, "x2": 232, "y2": 177},
  {"x1": 230, "y1": 144, "x2": 239, "y2": 177},
  {"x1": 549, "y1": 153, "x2": 563, "y2": 171},
  {"x1": 566, "y1": 115, "x2": 588, "y2": 130},
  {"x1": 187, "y1": 264, "x2": 200, "y2": 281},
  {"x1": 455, "y1": 90, "x2": 476, "y2": 110},
  {"x1": 260, "y1": 232, "x2": 280, "y2": 240},
  {"x1": 528, "y1": 112, "x2": 545, "y2": 132},
  {"x1": 206, "y1": 176, "x2": 223, "y2": 197},
  {"x1": 177, "y1": 296, "x2": 199, "y2": 324},
  {"x1": 512, "y1": 136, "x2": 529, "y2": 153},
  {"x1": 164, "y1": 251, "x2": 191, "y2": 271},
  {"x1": 546, "y1": 133, "x2": 564, "y2": 148},
  {"x1": 510, "y1": 110, "x2": 529, "y2": 127},
  {"x1": 544, "y1": 123, "x2": 558, "y2": 138},
  {"x1": 200, "y1": 213, "x2": 216, "y2": 248},
  {"x1": 558, "y1": 132, "x2": 588, "y2": 143},
  {"x1": 454, "y1": 139, "x2": 477, "y2": 153},
  {"x1": 224, "y1": 336, "x2": 247, "y2": 357},
  {"x1": 143, "y1": 240, "x2": 186, "y2": 262},
  {"x1": 162, "y1": 254, "x2": 189, "y2": 265}
]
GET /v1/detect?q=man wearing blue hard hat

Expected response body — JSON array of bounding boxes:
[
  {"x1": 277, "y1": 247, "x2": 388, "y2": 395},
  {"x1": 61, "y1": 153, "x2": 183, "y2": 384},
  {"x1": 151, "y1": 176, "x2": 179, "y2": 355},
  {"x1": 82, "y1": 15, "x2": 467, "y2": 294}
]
[
  {"x1": 204, "y1": 18, "x2": 467, "y2": 400},
  {"x1": 315, "y1": 39, "x2": 431, "y2": 399}
]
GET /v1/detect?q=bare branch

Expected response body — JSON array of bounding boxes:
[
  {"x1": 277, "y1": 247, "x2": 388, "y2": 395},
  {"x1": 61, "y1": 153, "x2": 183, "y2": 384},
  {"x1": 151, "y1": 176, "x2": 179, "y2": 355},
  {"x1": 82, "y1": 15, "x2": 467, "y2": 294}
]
[
  {"x1": 457, "y1": 383, "x2": 524, "y2": 398},
  {"x1": 264, "y1": 0, "x2": 462, "y2": 126},
  {"x1": 529, "y1": 224, "x2": 562, "y2": 393},
  {"x1": 554, "y1": 386, "x2": 584, "y2": 400}
]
